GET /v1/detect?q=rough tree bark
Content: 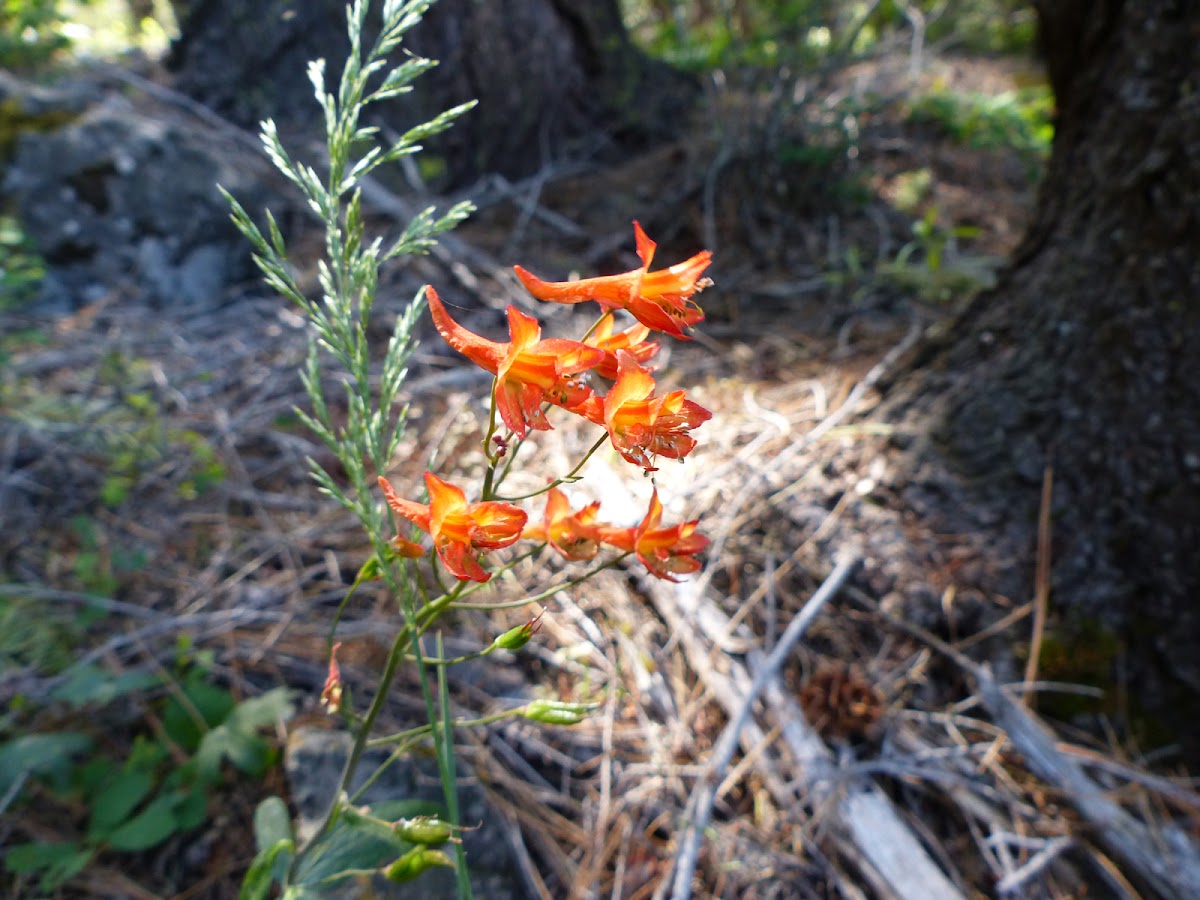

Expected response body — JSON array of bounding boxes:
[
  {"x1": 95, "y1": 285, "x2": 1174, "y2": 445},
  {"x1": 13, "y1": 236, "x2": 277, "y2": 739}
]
[
  {"x1": 167, "y1": 0, "x2": 697, "y2": 188},
  {"x1": 897, "y1": 1, "x2": 1200, "y2": 736}
]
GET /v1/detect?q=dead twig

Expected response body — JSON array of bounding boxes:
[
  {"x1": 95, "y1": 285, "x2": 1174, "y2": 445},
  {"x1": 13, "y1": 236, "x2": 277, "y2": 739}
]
[
  {"x1": 1023, "y1": 465, "x2": 1053, "y2": 705},
  {"x1": 670, "y1": 554, "x2": 859, "y2": 900}
]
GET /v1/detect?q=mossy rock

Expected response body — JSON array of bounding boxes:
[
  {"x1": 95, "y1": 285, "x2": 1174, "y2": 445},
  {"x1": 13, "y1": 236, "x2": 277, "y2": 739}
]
[{"x1": 0, "y1": 72, "x2": 92, "y2": 162}]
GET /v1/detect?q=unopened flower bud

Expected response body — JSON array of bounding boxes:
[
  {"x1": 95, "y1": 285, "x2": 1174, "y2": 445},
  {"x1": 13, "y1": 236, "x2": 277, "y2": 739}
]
[
  {"x1": 388, "y1": 536, "x2": 426, "y2": 559},
  {"x1": 356, "y1": 555, "x2": 384, "y2": 581},
  {"x1": 320, "y1": 642, "x2": 343, "y2": 714},
  {"x1": 393, "y1": 816, "x2": 455, "y2": 846},
  {"x1": 384, "y1": 847, "x2": 454, "y2": 882},
  {"x1": 523, "y1": 699, "x2": 596, "y2": 726},
  {"x1": 493, "y1": 614, "x2": 543, "y2": 651}
]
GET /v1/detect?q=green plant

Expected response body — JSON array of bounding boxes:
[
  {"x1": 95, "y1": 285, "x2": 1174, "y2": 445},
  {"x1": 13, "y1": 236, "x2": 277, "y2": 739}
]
[
  {"x1": 907, "y1": 85, "x2": 1055, "y2": 161},
  {"x1": 226, "y1": 1, "x2": 716, "y2": 896},
  {"x1": 1, "y1": 654, "x2": 293, "y2": 894},
  {"x1": 877, "y1": 208, "x2": 1001, "y2": 303},
  {"x1": 0, "y1": 214, "x2": 47, "y2": 309},
  {"x1": 0, "y1": 0, "x2": 75, "y2": 69}
]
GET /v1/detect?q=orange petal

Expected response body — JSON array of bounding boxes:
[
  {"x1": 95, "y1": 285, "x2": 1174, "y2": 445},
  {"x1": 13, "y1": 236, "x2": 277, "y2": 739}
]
[
  {"x1": 379, "y1": 476, "x2": 432, "y2": 532},
  {"x1": 469, "y1": 501, "x2": 528, "y2": 548},
  {"x1": 536, "y1": 339, "x2": 606, "y2": 374},
  {"x1": 390, "y1": 536, "x2": 427, "y2": 558},
  {"x1": 632, "y1": 220, "x2": 657, "y2": 269},
  {"x1": 427, "y1": 286, "x2": 505, "y2": 373},
  {"x1": 505, "y1": 305, "x2": 542, "y2": 351},
  {"x1": 424, "y1": 471, "x2": 470, "y2": 537},
  {"x1": 438, "y1": 540, "x2": 491, "y2": 582}
]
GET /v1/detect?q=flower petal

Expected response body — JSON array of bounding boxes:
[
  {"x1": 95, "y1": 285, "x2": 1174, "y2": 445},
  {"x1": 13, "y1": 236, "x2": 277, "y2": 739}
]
[
  {"x1": 427, "y1": 286, "x2": 505, "y2": 373},
  {"x1": 379, "y1": 476, "x2": 432, "y2": 533},
  {"x1": 469, "y1": 501, "x2": 528, "y2": 548},
  {"x1": 632, "y1": 220, "x2": 657, "y2": 269}
]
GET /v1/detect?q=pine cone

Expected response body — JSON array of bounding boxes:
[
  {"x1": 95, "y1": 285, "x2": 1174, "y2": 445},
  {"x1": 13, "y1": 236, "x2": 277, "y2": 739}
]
[{"x1": 798, "y1": 660, "x2": 885, "y2": 741}]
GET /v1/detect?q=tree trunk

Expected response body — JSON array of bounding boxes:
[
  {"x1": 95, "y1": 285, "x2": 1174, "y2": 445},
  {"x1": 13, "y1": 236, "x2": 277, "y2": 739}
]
[
  {"x1": 901, "y1": 1, "x2": 1200, "y2": 742},
  {"x1": 167, "y1": 0, "x2": 696, "y2": 188}
]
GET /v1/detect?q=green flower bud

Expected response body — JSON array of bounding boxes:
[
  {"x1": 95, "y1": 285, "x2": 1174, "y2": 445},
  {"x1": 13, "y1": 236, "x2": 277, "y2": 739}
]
[
  {"x1": 492, "y1": 614, "x2": 543, "y2": 651},
  {"x1": 393, "y1": 816, "x2": 455, "y2": 846},
  {"x1": 523, "y1": 699, "x2": 597, "y2": 726},
  {"x1": 384, "y1": 847, "x2": 455, "y2": 882},
  {"x1": 356, "y1": 555, "x2": 384, "y2": 581}
]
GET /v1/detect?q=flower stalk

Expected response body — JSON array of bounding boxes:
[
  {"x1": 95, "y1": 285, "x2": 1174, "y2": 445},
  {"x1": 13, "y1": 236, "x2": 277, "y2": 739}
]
[{"x1": 227, "y1": 3, "x2": 715, "y2": 897}]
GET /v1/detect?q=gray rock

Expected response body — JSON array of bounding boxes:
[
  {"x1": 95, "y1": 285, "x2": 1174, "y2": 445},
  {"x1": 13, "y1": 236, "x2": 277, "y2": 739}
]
[{"x1": 3, "y1": 94, "x2": 284, "y2": 312}]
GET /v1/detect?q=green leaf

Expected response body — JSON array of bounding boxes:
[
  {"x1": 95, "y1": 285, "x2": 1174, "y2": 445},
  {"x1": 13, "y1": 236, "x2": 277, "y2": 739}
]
[
  {"x1": 240, "y1": 838, "x2": 295, "y2": 900},
  {"x1": 87, "y1": 769, "x2": 155, "y2": 839},
  {"x1": 3, "y1": 841, "x2": 92, "y2": 891},
  {"x1": 175, "y1": 782, "x2": 209, "y2": 832},
  {"x1": 293, "y1": 816, "x2": 409, "y2": 886},
  {"x1": 162, "y1": 677, "x2": 235, "y2": 751},
  {"x1": 196, "y1": 726, "x2": 272, "y2": 781},
  {"x1": 0, "y1": 732, "x2": 92, "y2": 798},
  {"x1": 105, "y1": 791, "x2": 183, "y2": 851},
  {"x1": 194, "y1": 688, "x2": 292, "y2": 782},
  {"x1": 254, "y1": 796, "x2": 293, "y2": 853},
  {"x1": 227, "y1": 687, "x2": 295, "y2": 731},
  {"x1": 52, "y1": 666, "x2": 160, "y2": 708}
]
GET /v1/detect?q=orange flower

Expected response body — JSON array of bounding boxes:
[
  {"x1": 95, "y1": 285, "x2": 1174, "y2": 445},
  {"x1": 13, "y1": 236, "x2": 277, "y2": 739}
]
[
  {"x1": 522, "y1": 487, "x2": 603, "y2": 561},
  {"x1": 379, "y1": 472, "x2": 527, "y2": 583},
  {"x1": 599, "y1": 489, "x2": 708, "y2": 581},
  {"x1": 427, "y1": 286, "x2": 605, "y2": 438},
  {"x1": 574, "y1": 351, "x2": 710, "y2": 471},
  {"x1": 513, "y1": 221, "x2": 712, "y2": 339},
  {"x1": 583, "y1": 313, "x2": 661, "y2": 380}
]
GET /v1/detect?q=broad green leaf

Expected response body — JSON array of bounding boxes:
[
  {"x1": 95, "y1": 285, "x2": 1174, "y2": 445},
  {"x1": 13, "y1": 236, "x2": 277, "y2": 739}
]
[
  {"x1": 4, "y1": 841, "x2": 92, "y2": 891},
  {"x1": 105, "y1": 791, "x2": 182, "y2": 851},
  {"x1": 52, "y1": 666, "x2": 159, "y2": 708},
  {"x1": 163, "y1": 678, "x2": 234, "y2": 751},
  {"x1": 227, "y1": 688, "x2": 295, "y2": 730},
  {"x1": 0, "y1": 732, "x2": 92, "y2": 797},
  {"x1": 240, "y1": 837, "x2": 294, "y2": 900},
  {"x1": 254, "y1": 796, "x2": 293, "y2": 852},
  {"x1": 293, "y1": 816, "x2": 408, "y2": 885},
  {"x1": 87, "y1": 769, "x2": 155, "y2": 838},
  {"x1": 175, "y1": 782, "x2": 209, "y2": 832}
]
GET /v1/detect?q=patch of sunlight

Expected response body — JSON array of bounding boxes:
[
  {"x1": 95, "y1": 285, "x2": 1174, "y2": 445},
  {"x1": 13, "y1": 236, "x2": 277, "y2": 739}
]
[{"x1": 59, "y1": 0, "x2": 178, "y2": 61}]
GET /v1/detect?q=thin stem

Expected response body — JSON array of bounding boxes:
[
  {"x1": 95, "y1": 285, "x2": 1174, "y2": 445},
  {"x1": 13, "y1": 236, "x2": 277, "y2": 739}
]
[
  {"x1": 366, "y1": 707, "x2": 527, "y2": 749},
  {"x1": 296, "y1": 591, "x2": 415, "y2": 859},
  {"x1": 480, "y1": 382, "x2": 502, "y2": 499},
  {"x1": 437, "y1": 633, "x2": 472, "y2": 897},
  {"x1": 348, "y1": 735, "x2": 426, "y2": 804},
  {"x1": 493, "y1": 434, "x2": 608, "y2": 502},
  {"x1": 448, "y1": 553, "x2": 630, "y2": 613}
]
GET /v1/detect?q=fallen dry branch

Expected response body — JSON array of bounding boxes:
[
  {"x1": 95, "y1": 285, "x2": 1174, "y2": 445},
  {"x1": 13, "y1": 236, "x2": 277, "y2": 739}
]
[
  {"x1": 861, "y1": 590, "x2": 1200, "y2": 899},
  {"x1": 976, "y1": 669, "x2": 1200, "y2": 898},
  {"x1": 670, "y1": 553, "x2": 860, "y2": 899},
  {"x1": 641, "y1": 564, "x2": 964, "y2": 900}
]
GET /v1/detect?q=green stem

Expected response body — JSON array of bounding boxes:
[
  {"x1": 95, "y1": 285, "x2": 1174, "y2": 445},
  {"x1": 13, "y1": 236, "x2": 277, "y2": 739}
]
[
  {"x1": 295, "y1": 601, "x2": 415, "y2": 861},
  {"x1": 447, "y1": 552, "x2": 630, "y2": 613},
  {"x1": 493, "y1": 434, "x2": 608, "y2": 502},
  {"x1": 437, "y1": 633, "x2": 472, "y2": 897},
  {"x1": 365, "y1": 707, "x2": 527, "y2": 749}
]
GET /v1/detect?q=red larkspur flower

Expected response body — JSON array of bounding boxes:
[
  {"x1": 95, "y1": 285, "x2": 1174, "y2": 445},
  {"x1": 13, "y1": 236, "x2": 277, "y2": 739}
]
[
  {"x1": 522, "y1": 486, "x2": 603, "y2": 561},
  {"x1": 573, "y1": 351, "x2": 710, "y2": 471},
  {"x1": 427, "y1": 286, "x2": 605, "y2": 438},
  {"x1": 513, "y1": 221, "x2": 712, "y2": 339},
  {"x1": 379, "y1": 472, "x2": 526, "y2": 583},
  {"x1": 598, "y1": 488, "x2": 708, "y2": 581}
]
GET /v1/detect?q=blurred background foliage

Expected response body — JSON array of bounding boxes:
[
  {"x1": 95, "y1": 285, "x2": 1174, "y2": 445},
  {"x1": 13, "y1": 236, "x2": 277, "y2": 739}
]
[
  {"x1": 620, "y1": 0, "x2": 1035, "y2": 70},
  {"x1": 2, "y1": 0, "x2": 1035, "y2": 73}
]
